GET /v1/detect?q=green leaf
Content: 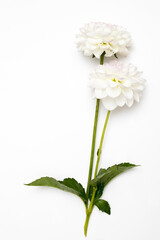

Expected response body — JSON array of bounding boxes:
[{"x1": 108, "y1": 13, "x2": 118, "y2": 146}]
[
  {"x1": 88, "y1": 183, "x2": 104, "y2": 201},
  {"x1": 114, "y1": 53, "x2": 118, "y2": 59},
  {"x1": 25, "y1": 177, "x2": 87, "y2": 205},
  {"x1": 90, "y1": 163, "x2": 138, "y2": 187},
  {"x1": 94, "y1": 199, "x2": 111, "y2": 215},
  {"x1": 97, "y1": 148, "x2": 102, "y2": 156},
  {"x1": 92, "y1": 54, "x2": 95, "y2": 58}
]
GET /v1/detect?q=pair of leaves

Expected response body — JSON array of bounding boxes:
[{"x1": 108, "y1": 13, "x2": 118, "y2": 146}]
[
  {"x1": 25, "y1": 163, "x2": 137, "y2": 215},
  {"x1": 26, "y1": 176, "x2": 110, "y2": 214},
  {"x1": 89, "y1": 163, "x2": 138, "y2": 215},
  {"x1": 26, "y1": 177, "x2": 87, "y2": 205}
]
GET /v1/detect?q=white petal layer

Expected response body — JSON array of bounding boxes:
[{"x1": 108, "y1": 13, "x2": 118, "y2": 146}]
[
  {"x1": 89, "y1": 61, "x2": 146, "y2": 111},
  {"x1": 76, "y1": 22, "x2": 132, "y2": 59}
]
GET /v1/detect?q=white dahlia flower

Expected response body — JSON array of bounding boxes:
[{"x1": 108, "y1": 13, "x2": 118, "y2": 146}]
[
  {"x1": 76, "y1": 22, "x2": 131, "y2": 59},
  {"x1": 89, "y1": 61, "x2": 145, "y2": 110}
]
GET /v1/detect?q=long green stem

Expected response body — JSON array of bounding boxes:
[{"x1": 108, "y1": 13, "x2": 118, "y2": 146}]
[
  {"x1": 84, "y1": 52, "x2": 106, "y2": 236},
  {"x1": 84, "y1": 110, "x2": 111, "y2": 236},
  {"x1": 86, "y1": 53, "x2": 105, "y2": 200},
  {"x1": 94, "y1": 110, "x2": 110, "y2": 177},
  {"x1": 86, "y1": 99, "x2": 100, "y2": 199}
]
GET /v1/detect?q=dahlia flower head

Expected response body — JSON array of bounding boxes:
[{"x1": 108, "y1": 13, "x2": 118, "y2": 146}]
[
  {"x1": 76, "y1": 22, "x2": 132, "y2": 59},
  {"x1": 89, "y1": 61, "x2": 145, "y2": 110}
]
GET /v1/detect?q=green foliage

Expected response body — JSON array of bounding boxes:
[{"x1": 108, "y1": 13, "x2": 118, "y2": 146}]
[
  {"x1": 25, "y1": 177, "x2": 87, "y2": 205},
  {"x1": 90, "y1": 163, "x2": 138, "y2": 187},
  {"x1": 114, "y1": 53, "x2": 118, "y2": 59},
  {"x1": 88, "y1": 163, "x2": 137, "y2": 216},
  {"x1": 94, "y1": 199, "x2": 111, "y2": 215},
  {"x1": 88, "y1": 184, "x2": 104, "y2": 201},
  {"x1": 97, "y1": 148, "x2": 102, "y2": 156}
]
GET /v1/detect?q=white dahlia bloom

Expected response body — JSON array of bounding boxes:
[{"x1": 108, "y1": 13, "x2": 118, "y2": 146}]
[
  {"x1": 89, "y1": 61, "x2": 145, "y2": 110},
  {"x1": 76, "y1": 22, "x2": 131, "y2": 59}
]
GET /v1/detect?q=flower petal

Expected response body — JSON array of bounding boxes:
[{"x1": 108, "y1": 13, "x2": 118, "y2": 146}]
[
  {"x1": 102, "y1": 97, "x2": 117, "y2": 110},
  {"x1": 122, "y1": 88, "x2": 133, "y2": 99},
  {"x1": 115, "y1": 94, "x2": 126, "y2": 107},
  {"x1": 126, "y1": 98, "x2": 134, "y2": 107},
  {"x1": 106, "y1": 86, "x2": 121, "y2": 98},
  {"x1": 94, "y1": 89, "x2": 108, "y2": 99}
]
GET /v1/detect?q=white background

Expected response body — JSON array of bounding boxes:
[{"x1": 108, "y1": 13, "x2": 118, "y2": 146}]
[{"x1": 0, "y1": 0, "x2": 160, "y2": 239}]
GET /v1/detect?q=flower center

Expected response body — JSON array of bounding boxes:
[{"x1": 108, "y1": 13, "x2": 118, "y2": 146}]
[
  {"x1": 98, "y1": 42, "x2": 112, "y2": 47},
  {"x1": 112, "y1": 77, "x2": 122, "y2": 84}
]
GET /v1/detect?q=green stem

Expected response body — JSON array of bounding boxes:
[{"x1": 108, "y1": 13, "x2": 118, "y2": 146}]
[
  {"x1": 84, "y1": 187, "x2": 97, "y2": 236},
  {"x1": 84, "y1": 53, "x2": 106, "y2": 236},
  {"x1": 86, "y1": 53, "x2": 105, "y2": 200},
  {"x1": 94, "y1": 110, "x2": 111, "y2": 178},
  {"x1": 86, "y1": 99, "x2": 100, "y2": 199},
  {"x1": 84, "y1": 111, "x2": 110, "y2": 236}
]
